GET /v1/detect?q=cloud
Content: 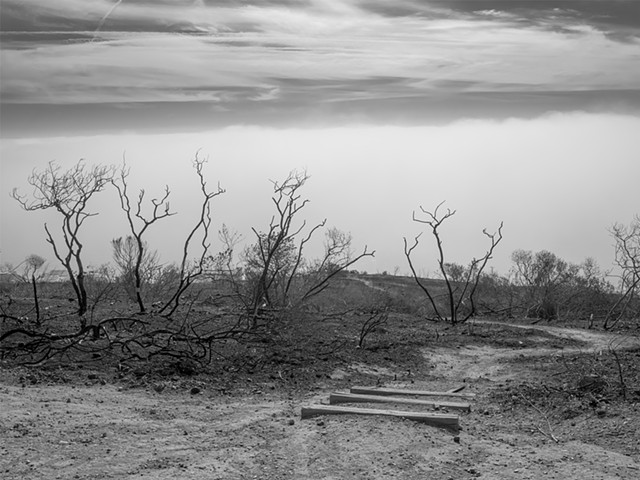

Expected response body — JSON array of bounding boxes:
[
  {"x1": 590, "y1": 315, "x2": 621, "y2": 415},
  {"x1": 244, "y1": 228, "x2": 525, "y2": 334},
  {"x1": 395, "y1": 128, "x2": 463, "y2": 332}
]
[
  {"x1": 4, "y1": 1, "x2": 640, "y2": 37},
  {"x1": 1, "y1": 0, "x2": 639, "y2": 135}
]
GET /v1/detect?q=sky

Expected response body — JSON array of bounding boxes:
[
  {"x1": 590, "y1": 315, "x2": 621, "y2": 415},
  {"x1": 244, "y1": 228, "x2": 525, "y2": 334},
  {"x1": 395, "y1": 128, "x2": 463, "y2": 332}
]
[{"x1": 1, "y1": 0, "x2": 640, "y2": 278}]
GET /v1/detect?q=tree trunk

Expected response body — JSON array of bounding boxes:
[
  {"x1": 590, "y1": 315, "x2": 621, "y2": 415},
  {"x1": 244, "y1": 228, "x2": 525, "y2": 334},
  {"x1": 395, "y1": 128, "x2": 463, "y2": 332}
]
[
  {"x1": 77, "y1": 272, "x2": 88, "y2": 318},
  {"x1": 31, "y1": 274, "x2": 41, "y2": 325}
]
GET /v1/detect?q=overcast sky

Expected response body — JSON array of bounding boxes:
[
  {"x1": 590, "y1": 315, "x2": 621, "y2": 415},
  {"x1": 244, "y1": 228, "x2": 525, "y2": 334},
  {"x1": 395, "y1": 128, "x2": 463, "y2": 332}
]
[{"x1": 1, "y1": 0, "x2": 639, "y2": 277}]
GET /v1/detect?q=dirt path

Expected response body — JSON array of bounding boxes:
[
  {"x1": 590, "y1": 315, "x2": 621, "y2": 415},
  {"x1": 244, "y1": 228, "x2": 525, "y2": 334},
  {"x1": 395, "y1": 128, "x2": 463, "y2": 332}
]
[
  {"x1": 474, "y1": 319, "x2": 640, "y2": 353},
  {"x1": 1, "y1": 322, "x2": 639, "y2": 479},
  {"x1": 427, "y1": 319, "x2": 640, "y2": 383},
  {"x1": 349, "y1": 276, "x2": 387, "y2": 292}
]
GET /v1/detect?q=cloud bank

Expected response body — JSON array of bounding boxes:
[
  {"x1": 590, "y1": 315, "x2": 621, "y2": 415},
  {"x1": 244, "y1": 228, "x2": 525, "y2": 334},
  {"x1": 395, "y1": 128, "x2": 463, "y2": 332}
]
[
  {"x1": 2, "y1": 112, "x2": 639, "y2": 275},
  {"x1": 1, "y1": 0, "x2": 639, "y2": 135}
]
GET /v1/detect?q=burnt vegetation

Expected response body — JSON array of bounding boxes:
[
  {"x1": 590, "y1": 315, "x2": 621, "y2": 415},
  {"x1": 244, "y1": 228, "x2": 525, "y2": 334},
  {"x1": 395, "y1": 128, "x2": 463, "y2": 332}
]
[
  {"x1": 2, "y1": 160, "x2": 378, "y2": 372},
  {"x1": 1, "y1": 159, "x2": 639, "y2": 409}
]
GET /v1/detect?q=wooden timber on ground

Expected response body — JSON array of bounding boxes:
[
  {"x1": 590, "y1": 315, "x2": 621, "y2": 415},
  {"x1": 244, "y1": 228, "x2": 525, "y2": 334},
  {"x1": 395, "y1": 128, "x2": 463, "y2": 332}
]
[
  {"x1": 447, "y1": 385, "x2": 467, "y2": 393},
  {"x1": 351, "y1": 386, "x2": 475, "y2": 399},
  {"x1": 301, "y1": 405, "x2": 459, "y2": 427},
  {"x1": 329, "y1": 392, "x2": 471, "y2": 412}
]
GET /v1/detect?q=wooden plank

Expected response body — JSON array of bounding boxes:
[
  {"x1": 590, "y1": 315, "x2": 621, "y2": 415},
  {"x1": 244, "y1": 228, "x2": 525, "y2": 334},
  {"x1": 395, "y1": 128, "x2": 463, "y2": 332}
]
[
  {"x1": 301, "y1": 405, "x2": 459, "y2": 427},
  {"x1": 447, "y1": 385, "x2": 467, "y2": 393},
  {"x1": 351, "y1": 386, "x2": 475, "y2": 399},
  {"x1": 330, "y1": 392, "x2": 471, "y2": 412}
]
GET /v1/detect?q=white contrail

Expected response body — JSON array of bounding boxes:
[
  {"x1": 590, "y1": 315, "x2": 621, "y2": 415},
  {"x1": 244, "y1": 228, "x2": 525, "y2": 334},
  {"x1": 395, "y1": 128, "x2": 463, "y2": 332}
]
[{"x1": 92, "y1": 0, "x2": 123, "y2": 42}]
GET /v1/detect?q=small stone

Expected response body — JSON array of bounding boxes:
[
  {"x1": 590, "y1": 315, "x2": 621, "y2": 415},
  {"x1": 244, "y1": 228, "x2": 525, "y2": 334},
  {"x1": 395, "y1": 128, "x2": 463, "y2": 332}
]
[
  {"x1": 453, "y1": 436, "x2": 460, "y2": 444},
  {"x1": 288, "y1": 419, "x2": 295, "y2": 426},
  {"x1": 190, "y1": 387, "x2": 201, "y2": 395},
  {"x1": 316, "y1": 420, "x2": 325, "y2": 427}
]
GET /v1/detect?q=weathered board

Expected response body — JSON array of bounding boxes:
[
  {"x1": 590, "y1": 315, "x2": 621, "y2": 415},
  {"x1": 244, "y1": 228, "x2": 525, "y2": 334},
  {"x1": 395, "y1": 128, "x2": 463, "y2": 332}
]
[
  {"x1": 301, "y1": 405, "x2": 459, "y2": 427},
  {"x1": 351, "y1": 386, "x2": 475, "y2": 399},
  {"x1": 447, "y1": 385, "x2": 467, "y2": 393},
  {"x1": 329, "y1": 392, "x2": 471, "y2": 412}
]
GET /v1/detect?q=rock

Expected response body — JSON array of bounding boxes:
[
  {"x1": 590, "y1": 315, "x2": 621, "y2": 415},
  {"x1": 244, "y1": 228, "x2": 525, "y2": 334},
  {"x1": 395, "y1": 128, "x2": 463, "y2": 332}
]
[
  {"x1": 190, "y1": 387, "x2": 201, "y2": 395},
  {"x1": 288, "y1": 419, "x2": 295, "y2": 426},
  {"x1": 453, "y1": 436, "x2": 460, "y2": 444}
]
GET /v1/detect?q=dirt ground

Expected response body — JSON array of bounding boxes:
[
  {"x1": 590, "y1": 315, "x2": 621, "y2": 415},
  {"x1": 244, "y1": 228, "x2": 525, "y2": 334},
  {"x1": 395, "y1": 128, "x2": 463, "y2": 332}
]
[{"x1": 1, "y1": 320, "x2": 640, "y2": 480}]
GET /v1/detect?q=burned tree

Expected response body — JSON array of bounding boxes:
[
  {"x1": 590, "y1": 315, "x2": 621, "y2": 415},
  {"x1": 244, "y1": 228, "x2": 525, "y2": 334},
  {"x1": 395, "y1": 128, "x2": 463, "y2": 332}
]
[
  {"x1": 604, "y1": 215, "x2": 640, "y2": 329},
  {"x1": 24, "y1": 254, "x2": 46, "y2": 324},
  {"x1": 404, "y1": 201, "x2": 503, "y2": 324},
  {"x1": 158, "y1": 154, "x2": 225, "y2": 317},
  {"x1": 111, "y1": 236, "x2": 161, "y2": 308},
  {"x1": 12, "y1": 161, "x2": 114, "y2": 318},
  {"x1": 509, "y1": 251, "x2": 612, "y2": 322},
  {"x1": 511, "y1": 250, "x2": 573, "y2": 321},
  {"x1": 238, "y1": 170, "x2": 374, "y2": 328},
  {"x1": 111, "y1": 162, "x2": 174, "y2": 313},
  {"x1": 6, "y1": 254, "x2": 47, "y2": 325}
]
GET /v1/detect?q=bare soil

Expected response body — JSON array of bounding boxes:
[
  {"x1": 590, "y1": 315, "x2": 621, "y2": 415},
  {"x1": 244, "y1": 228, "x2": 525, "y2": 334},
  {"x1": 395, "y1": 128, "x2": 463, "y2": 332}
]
[{"x1": 2, "y1": 317, "x2": 640, "y2": 479}]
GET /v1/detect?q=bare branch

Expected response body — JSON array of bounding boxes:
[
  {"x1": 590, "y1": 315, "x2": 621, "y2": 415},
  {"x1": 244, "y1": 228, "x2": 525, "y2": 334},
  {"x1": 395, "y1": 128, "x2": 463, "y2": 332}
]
[
  {"x1": 12, "y1": 160, "x2": 114, "y2": 317},
  {"x1": 159, "y1": 153, "x2": 225, "y2": 316},
  {"x1": 240, "y1": 170, "x2": 373, "y2": 328},
  {"x1": 111, "y1": 159, "x2": 176, "y2": 313},
  {"x1": 406, "y1": 201, "x2": 503, "y2": 324}
]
